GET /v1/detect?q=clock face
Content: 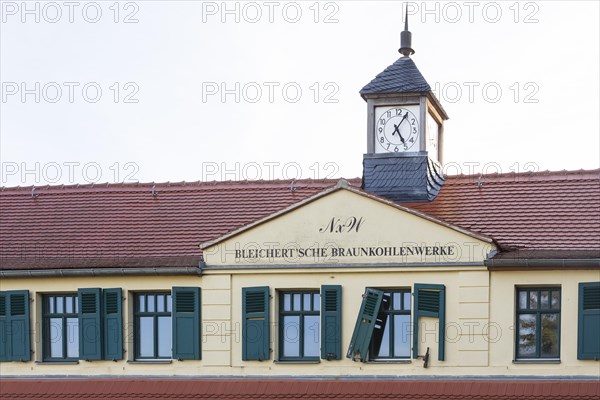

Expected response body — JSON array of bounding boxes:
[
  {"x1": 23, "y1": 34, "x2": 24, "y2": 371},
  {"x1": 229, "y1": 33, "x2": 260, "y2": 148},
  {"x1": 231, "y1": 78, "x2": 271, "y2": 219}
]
[{"x1": 375, "y1": 107, "x2": 420, "y2": 153}]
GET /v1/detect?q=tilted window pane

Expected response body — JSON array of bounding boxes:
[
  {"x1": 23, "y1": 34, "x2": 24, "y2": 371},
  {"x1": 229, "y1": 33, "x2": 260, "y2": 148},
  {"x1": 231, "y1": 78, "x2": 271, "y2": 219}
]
[
  {"x1": 139, "y1": 317, "x2": 155, "y2": 357},
  {"x1": 368, "y1": 289, "x2": 411, "y2": 360},
  {"x1": 541, "y1": 313, "x2": 559, "y2": 357},
  {"x1": 394, "y1": 315, "x2": 411, "y2": 357},
  {"x1": 282, "y1": 316, "x2": 300, "y2": 357},
  {"x1": 518, "y1": 314, "x2": 537, "y2": 357},
  {"x1": 382, "y1": 294, "x2": 391, "y2": 311}
]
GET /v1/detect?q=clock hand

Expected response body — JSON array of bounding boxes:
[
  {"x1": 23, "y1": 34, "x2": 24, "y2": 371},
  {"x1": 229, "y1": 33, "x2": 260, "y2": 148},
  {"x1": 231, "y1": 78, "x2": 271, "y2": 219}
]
[
  {"x1": 392, "y1": 124, "x2": 406, "y2": 144},
  {"x1": 392, "y1": 113, "x2": 409, "y2": 141},
  {"x1": 398, "y1": 113, "x2": 409, "y2": 126}
]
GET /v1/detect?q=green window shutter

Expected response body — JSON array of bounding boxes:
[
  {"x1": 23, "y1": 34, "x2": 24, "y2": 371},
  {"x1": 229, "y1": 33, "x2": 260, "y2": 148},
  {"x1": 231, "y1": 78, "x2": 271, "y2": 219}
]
[
  {"x1": 8, "y1": 291, "x2": 31, "y2": 361},
  {"x1": 103, "y1": 288, "x2": 123, "y2": 361},
  {"x1": 578, "y1": 282, "x2": 600, "y2": 360},
  {"x1": 413, "y1": 284, "x2": 446, "y2": 361},
  {"x1": 78, "y1": 288, "x2": 102, "y2": 361},
  {"x1": 0, "y1": 292, "x2": 8, "y2": 361},
  {"x1": 242, "y1": 286, "x2": 270, "y2": 361},
  {"x1": 346, "y1": 288, "x2": 383, "y2": 362},
  {"x1": 172, "y1": 287, "x2": 202, "y2": 360},
  {"x1": 321, "y1": 285, "x2": 342, "y2": 360},
  {"x1": 0, "y1": 291, "x2": 31, "y2": 362}
]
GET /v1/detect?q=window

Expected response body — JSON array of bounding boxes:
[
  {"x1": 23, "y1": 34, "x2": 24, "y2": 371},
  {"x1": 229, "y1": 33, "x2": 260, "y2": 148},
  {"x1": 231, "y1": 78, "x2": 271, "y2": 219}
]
[
  {"x1": 40, "y1": 289, "x2": 121, "y2": 362},
  {"x1": 43, "y1": 294, "x2": 79, "y2": 360},
  {"x1": 243, "y1": 285, "x2": 341, "y2": 362},
  {"x1": 135, "y1": 293, "x2": 172, "y2": 359},
  {"x1": 516, "y1": 287, "x2": 560, "y2": 359},
  {"x1": 279, "y1": 291, "x2": 320, "y2": 360},
  {"x1": 348, "y1": 285, "x2": 445, "y2": 363},
  {"x1": 370, "y1": 290, "x2": 411, "y2": 360}
]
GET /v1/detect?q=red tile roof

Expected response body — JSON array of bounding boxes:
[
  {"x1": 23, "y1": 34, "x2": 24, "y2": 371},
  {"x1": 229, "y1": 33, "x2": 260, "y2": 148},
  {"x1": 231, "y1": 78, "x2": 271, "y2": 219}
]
[
  {"x1": 0, "y1": 180, "x2": 351, "y2": 270},
  {"x1": 406, "y1": 169, "x2": 600, "y2": 252},
  {"x1": 1, "y1": 378, "x2": 599, "y2": 399},
  {"x1": 1, "y1": 170, "x2": 598, "y2": 271}
]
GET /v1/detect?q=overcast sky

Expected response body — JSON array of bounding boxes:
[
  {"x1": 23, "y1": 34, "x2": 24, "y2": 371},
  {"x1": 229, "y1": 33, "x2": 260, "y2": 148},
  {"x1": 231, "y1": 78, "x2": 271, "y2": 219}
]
[{"x1": 1, "y1": 0, "x2": 598, "y2": 186}]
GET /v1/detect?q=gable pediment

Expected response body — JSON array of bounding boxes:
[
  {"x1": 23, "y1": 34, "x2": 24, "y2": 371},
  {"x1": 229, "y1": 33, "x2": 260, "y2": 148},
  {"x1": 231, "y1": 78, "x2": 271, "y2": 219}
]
[{"x1": 201, "y1": 185, "x2": 495, "y2": 267}]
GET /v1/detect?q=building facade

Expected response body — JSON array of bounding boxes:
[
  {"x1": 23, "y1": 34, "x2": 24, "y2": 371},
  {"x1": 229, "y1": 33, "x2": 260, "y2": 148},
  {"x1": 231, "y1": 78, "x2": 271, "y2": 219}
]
[{"x1": 1, "y1": 17, "x2": 599, "y2": 400}]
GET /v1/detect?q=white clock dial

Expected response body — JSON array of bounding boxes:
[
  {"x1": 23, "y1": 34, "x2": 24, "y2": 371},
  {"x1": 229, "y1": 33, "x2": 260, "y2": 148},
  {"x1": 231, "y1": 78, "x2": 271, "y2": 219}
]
[{"x1": 375, "y1": 106, "x2": 420, "y2": 153}]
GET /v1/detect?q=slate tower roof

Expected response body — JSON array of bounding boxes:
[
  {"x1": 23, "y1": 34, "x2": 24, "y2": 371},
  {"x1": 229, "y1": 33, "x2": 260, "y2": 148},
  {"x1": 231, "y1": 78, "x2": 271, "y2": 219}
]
[{"x1": 360, "y1": 56, "x2": 431, "y2": 97}]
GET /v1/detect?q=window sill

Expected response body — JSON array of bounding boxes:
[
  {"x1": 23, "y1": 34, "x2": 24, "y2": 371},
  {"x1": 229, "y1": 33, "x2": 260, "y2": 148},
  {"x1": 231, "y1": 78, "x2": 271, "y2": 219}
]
[
  {"x1": 35, "y1": 361, "x2": 79, "y2": 365},
  {"x1": 367, "y1": 359, "x2": 412, "y2": 364},
  {"x1": 512, "y1": 359, "x2": 561, "y2": 364},
  {"x1": 128, "y1": 360, "x2": 173, "y2": 364},
  {"x1": 274, "y1": 360, "x2": 321, "y2": 364}
]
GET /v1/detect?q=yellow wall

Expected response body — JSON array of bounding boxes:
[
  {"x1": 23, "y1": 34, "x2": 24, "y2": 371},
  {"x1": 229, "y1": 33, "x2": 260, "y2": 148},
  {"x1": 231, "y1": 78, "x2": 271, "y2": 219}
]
[{"x1": 1, "y1": 268, "x2": 598, "y2": 377}]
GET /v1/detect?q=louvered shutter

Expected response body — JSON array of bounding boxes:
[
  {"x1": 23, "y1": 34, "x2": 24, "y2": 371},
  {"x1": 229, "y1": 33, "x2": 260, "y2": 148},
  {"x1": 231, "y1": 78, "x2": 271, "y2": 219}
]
[
  {"x1": 8, "y1": 291, "x2": 30, "y2": 361},
  {"x1": 0, "y1": 291, "x2": 31, "y2": 362},
  {"x1": 578, "y1": 282, "x2": 600, "y2": 360},
  {"x1": 0, "y1": 293, "x2": 7, "y2": 361},
  {"x1": 78, "y1": 288, "x2": 102, "y2": 360},
  {"x1": 346, "y1": 288, "x2": 384, "y2": 362},
  {"x1": 103, "y1": 288, "x2": 123, "y2": 360},
  {"x1": 172, "y1": 287, "x2": 202, "y2": 360},
  {"x1": 412, "y1": 284, "x2": 446, "y2": 361},
  {"x1": 242, "y1": 286, "x2": 270, "y2": 361},
  {"x1": 321, "y1": 285, "x2": 342, "y2": 360}
]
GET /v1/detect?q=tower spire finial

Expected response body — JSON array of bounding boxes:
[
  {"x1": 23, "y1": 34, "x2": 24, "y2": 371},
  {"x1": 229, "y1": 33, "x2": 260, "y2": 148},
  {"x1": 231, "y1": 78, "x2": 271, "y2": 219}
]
[{"x1": 399, "y1": 5, "x2": 415, "y2": 57}]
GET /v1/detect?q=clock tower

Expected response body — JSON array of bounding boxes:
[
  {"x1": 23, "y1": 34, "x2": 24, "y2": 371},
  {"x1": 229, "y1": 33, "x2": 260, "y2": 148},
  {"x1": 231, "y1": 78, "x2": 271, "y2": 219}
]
[{"x1": 361, "y1": 13, "x2": 448, "y2": 202}]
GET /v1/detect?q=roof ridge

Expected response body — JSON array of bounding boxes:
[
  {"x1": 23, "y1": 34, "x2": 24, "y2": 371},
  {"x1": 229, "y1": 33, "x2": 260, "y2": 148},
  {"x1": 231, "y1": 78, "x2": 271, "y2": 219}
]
[
  {"x1": 3, "y1": 168, "x2": 598, "y2": 192},
  {"x1": 445, "y1": 168, "x2": 600, "y2": 181},
  {"x1": 0, "y1": 178, "x2": 363, "y2": 192}
]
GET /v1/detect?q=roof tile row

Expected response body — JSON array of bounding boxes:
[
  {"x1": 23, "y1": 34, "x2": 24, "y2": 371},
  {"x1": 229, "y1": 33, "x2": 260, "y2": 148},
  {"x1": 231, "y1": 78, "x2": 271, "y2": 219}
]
[
  {"x1": 1, "y1": 379, "x2": 599, "y2": 399},
  {"x1": 1, "y1": 170, "x2": 598, "y2": 270}
]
